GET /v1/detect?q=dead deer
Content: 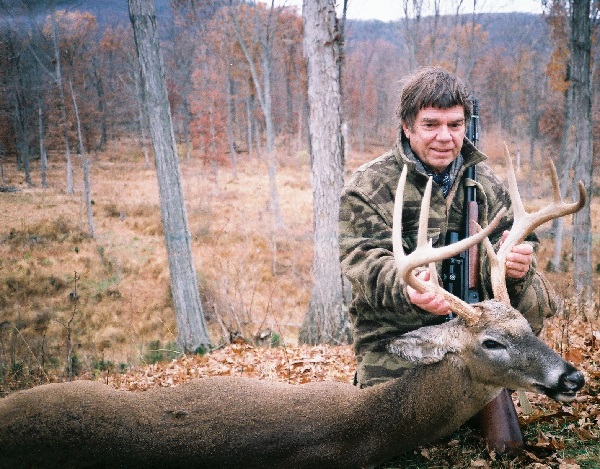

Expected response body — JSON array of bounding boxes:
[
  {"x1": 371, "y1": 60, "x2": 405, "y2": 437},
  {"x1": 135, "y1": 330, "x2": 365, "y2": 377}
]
[{"x1": 0, "y1": 149, "x2": 586, "y2": 469}]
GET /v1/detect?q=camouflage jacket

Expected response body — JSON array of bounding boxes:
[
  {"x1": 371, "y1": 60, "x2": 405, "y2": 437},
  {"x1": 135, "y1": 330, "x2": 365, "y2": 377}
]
[{"x1": 339, "y1": 137, "x2": 540, "y2": 386}]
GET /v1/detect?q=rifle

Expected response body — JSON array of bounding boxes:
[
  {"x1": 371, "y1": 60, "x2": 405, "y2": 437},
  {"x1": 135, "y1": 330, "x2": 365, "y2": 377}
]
[
  {"x1": 442, "y1": 98, "x2": 480, "y2": 310},
  {"x1": 442, "y1": 98, "x2": 524, "y2": 453}
]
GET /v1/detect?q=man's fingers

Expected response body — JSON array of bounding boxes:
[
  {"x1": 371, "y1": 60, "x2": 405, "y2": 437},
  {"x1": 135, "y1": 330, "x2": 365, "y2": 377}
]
[
  {"x1": 506, "y1": 261, "x2": 528, "y2": 274},
  {"x1": 419, "y1": 291, "x2": 450, "y2": 315},
  {"x1": 511, "y1": 243, "x2": 533, "y2": 255},
  {"x1": 428, "y1": 297, "x2": 451, "y2": 316},
  {"x1": 407, "y1": 282, "x2": 450, "y2": 315},
  {"x1": 507, "y1": 251, "x2": 532, "y2": 265},
  {"x1": 407, "y1": 286, "x2": 434, "y2": 303}
]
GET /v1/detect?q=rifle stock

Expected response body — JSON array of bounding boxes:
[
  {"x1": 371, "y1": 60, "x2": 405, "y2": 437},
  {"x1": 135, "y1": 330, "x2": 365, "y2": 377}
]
[
  {"x1": 467, "y1": 200, "x2": 479, "y2": 289},
  {"x1": 479, "y1": 389, "x2": 523, "y2": 453}
]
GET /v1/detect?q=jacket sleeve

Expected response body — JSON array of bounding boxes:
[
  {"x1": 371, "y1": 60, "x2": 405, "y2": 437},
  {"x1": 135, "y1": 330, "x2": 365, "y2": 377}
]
[{"x1": 339, "y1": 182, "x2": 418, "y2": 316}]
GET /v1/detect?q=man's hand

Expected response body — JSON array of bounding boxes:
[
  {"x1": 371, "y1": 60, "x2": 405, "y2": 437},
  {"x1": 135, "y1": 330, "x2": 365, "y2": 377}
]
[
  {"x1": 500, "y1": 230, "x2": 533, "y2": 279},
  {"x1": 406, "y1": 269, "x2": 451, "y2": 316}
]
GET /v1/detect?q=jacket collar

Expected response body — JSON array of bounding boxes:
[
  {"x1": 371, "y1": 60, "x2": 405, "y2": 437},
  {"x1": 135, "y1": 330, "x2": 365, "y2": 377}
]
[{"x1": 392, "y1": 133, "x2": 487, "y2": 176}]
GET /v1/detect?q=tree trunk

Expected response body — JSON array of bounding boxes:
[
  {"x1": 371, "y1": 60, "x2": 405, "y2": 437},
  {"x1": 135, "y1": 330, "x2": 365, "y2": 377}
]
[
  {"x1": 299, "y1": 0, "x2": 350, "y2": 345},
  {"x1": 69, "y1": 79, "x2": 95, "y2": 239},
  {"x1": 7, "y1": 29, "x2": 32, "y2": 186},
  {"x1": 182, "y1": 102, "x2": 193, "y2": 162},
  {"x1": 0, "y1": 147, "x2": 5, "y2": 187},
  {"x1": 38, "y1": 101, "x2": 48, "y2": 189},
  {"x1": 551, "y1": 86, "x2": 574, "y2": 271},
  {"x1": 50, "y1": 10, "x2": 74, "y2": 194},
  {"x1": 225, "y1": 66, "x2": 238, "y2": 178},
  {"x1": 245, "y1": 94, "x2": 254, "y2": 156},
  {"x1": 134, "y1": 66, "x2": 151, "y2": 168},
  {"x1": 91, "y1": 56, "x2": 108, "y2": 149},
  {"x1": 14, "y1": 91, "x2": 31, "y2": 185},
  {"x1": 229, "y1": 2, "x2": 284, "y2": 228},
  {"x1": 129, "y1": 0, "x2": 211, "y2": 352},
  {"x1": 402, "y1": 0, "x2": 423, "y2": 70},
  {"x1": 569, "y1": 0, "x2": 594, "y2": 301}
]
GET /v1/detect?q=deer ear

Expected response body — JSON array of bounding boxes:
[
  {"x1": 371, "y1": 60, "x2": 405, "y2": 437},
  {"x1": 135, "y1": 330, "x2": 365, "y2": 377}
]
[{"x1": 386, "y1": 323, "x2": 464, "y2": 365}]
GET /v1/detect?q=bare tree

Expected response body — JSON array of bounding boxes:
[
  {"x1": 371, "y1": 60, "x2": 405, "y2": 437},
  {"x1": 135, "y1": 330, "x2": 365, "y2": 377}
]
[
  {"x1": 0, "y1": 0, "x2": 75, "y2": 190},
  {"x1": 38, "y1": 99, "x2": 48, "y2": 188},
  {"x1": 228, "y1": 0, "x2": 284, "y2": 228},
  {"x1": 129, "y1": 0, "x2": 211, "y2": 352},
  {"x1": 401, "y1": 0, "x2": 425, "y2": 70},
  {"x1": 570, "y1": 0, "x2": 594, "y2": 301},
  {"x1": 133, "y1": 64, "x2": 151, "y2": 168},
  {"x1": 299, "y1": 0, "x2": 349, "y2": 344},
  {"x1": 5, "y1": 30, "x2": 32, "y2": 185},
  {"x1": 550, "y1": 84, "x2": 574, "y2": 272},
  {"x1": 68, "y1": 79, "x2": 95, "y2": 238},
  {"x1": 50, "y1": 10, "x2": 74, "y2": 194}
]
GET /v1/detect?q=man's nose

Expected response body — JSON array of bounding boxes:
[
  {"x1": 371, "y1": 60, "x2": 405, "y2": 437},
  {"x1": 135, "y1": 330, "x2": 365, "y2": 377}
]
[{"x1": 436, "y1": 125, "x2": 452, "y2": 140}]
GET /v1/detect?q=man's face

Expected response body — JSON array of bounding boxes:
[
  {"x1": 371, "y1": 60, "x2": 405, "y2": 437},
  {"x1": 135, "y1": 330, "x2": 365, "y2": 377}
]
[{"x1": 402, "y1": 105, "x2": 466, "y2": 173}]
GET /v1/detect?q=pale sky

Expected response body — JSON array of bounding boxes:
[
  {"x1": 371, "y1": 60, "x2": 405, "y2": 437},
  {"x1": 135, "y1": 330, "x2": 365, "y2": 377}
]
[{"x1": 275, "y1": 0, "x2": 544, "y2": 21}]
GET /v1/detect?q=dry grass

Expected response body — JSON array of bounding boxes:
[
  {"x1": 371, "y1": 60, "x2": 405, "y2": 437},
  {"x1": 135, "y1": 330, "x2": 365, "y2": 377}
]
[
  {"x1": 0, "y1": 141, "x2": 318, "y2": 384},
  {"x1": 0, "y1": 139, "x2": 598, "y2": 390}
]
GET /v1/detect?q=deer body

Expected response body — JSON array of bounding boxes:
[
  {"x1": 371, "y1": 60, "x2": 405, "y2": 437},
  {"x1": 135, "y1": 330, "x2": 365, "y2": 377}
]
[{"x1": 0, "y1": 302, "x2": 583, "y2": 469}]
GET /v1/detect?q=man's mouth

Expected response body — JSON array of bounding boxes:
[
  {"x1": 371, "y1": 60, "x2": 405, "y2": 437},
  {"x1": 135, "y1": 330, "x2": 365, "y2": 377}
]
[{"x1": 431, "y1": 148, "x2": 453, "y2": 156}]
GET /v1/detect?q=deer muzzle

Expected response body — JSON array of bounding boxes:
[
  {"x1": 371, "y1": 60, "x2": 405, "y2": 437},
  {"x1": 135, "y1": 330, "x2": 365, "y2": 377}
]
[{"x1": 536, "y1": 367, "x2": 585, "y2": 402}]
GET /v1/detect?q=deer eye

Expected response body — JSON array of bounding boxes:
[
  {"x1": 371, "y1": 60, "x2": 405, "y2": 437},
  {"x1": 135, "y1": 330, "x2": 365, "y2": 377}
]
[{"x1": 482, "y1": 339, "x2": 506, "y2": 350}]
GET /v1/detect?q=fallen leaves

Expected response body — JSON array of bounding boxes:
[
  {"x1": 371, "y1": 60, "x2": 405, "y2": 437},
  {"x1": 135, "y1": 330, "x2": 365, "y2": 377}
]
[{"x1": 104, "y1": 343, "x2": 357, "y2": 391}]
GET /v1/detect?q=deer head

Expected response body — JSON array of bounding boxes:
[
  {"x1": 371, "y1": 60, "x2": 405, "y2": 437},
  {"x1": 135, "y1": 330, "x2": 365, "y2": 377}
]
[{"x1": 388, "y1": 147, "x2": 586, "y2": 402}]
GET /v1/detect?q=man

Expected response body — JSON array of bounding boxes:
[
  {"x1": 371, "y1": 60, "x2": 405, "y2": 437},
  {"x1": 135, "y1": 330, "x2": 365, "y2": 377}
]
[{"x1": 339, "y1": 66, "x2": 557, "y2": 389}]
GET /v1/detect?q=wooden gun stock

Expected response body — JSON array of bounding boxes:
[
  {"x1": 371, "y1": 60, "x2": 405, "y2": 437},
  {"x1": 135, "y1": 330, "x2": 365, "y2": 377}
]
[
  {"x1": 479, "y1": 388, "x2": 523, "y2": 453},
  {"x1": 467, "y1": 200, "x2": 479, "y2": 289}
]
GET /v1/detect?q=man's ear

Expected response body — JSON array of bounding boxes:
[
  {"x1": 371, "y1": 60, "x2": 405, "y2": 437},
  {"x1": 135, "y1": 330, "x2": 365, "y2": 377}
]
[
  {"x1": 402, "y1": 122, "x2": 411, "y2": 139},
  {"x1": 386, "y1": 323, "x2": 465, "y2": 365}
]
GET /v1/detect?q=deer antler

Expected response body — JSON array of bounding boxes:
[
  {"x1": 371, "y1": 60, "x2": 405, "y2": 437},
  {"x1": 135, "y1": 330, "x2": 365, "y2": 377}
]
[
  {"x1": 482, "y1": 144, "x2": 587, "y2": 303},
  {"x1": 392, "y1": 165, "x2": 506, "y2": 325}
]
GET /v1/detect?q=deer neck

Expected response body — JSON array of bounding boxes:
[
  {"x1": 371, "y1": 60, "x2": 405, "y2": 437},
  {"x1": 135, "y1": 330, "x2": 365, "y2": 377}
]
[{"x1": 357, "y1": 355, "x2": 501, "y2": 463}]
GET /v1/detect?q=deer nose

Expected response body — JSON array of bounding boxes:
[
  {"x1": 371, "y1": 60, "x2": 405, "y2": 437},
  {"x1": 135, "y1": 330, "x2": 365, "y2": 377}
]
[{"x1": 560, "y1": 369, "x2": 585, "y2": 393}]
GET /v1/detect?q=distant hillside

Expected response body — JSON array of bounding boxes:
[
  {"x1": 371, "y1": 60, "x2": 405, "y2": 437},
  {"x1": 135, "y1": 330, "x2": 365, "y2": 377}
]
[
  {"x1": 5, "y1": 2, "x2": 548, "y2": 59},
  {"x1": 58, "y1": 0, "x2": 173, "y2": 29},
  {"x1": 344, "y1": 12, "x2": 549, "y2": 57},
  {"x1": 480, "y1": 12, "x2": 550, "y2": 54},
  {"x1": 0, "y1": 0, "x2": 171, "y2": 30}
]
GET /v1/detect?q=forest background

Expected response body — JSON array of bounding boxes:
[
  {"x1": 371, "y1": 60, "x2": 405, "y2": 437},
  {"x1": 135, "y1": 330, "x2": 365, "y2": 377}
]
[{"x1": 1, "y1": 0, "x2": 599, "y2": 466}]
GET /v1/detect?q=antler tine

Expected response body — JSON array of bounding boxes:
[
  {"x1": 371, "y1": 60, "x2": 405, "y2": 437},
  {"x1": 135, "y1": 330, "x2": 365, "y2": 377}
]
[
  {"x1": 393, "y1": 165, "x2": 506, "y2": 325},
  {"x1": 486, "y1": 145, "x2": 587, "y2": 303}
]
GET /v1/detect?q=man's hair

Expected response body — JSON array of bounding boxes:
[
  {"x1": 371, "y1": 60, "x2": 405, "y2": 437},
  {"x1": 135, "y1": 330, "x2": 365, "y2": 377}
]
[{"x1": 396, "y1": 66, "x2": 473, "y2": 130}]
